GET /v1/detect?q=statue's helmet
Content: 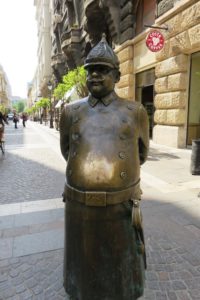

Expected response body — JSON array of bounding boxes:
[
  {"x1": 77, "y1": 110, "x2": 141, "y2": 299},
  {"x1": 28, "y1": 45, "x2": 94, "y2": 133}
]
[{"x1": 84, "y1": 34, "x2": 119, "y2": 70}]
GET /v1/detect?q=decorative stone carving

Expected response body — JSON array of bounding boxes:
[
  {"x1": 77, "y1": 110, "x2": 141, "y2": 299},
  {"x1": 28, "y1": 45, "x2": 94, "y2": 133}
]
[
  {"x1": 61, "y1": 27, "x2": 82, "y2": 68},
  {"x1": 51, "y1": 53, "x2": 68, "y2": 82}
]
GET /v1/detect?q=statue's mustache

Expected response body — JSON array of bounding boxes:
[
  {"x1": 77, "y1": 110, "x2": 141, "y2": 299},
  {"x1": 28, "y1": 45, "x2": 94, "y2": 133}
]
[{"x1": 87, "y1": 79, "x2": 104, "y2": 83}]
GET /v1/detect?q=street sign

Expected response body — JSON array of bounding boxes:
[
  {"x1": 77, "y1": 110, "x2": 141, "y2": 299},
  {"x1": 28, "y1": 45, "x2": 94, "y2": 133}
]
[{"x1": 146, "y1": 30, "x2": 165, "y2": 52}]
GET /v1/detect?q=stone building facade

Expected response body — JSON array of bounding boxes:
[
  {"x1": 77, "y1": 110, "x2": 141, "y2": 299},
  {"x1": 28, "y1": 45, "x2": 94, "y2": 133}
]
[
  {"x1": 34, "y1": 0, "x2": 53, "y2": 98},
  {"x1": 51, "y1": 0, "x2": 200, "y2": 148},
  {"x1": 0, "y1": 65, "x2": 10, "y2": 109}
]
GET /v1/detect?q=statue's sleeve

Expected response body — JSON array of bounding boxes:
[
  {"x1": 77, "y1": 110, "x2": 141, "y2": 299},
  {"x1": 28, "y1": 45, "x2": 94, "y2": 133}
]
[
  {"x1": 60, "y1": 105, "x2": 71, "y2": 161},
  {"x1": 138, "y1": 104, "x2": 149, "y2": 165}
]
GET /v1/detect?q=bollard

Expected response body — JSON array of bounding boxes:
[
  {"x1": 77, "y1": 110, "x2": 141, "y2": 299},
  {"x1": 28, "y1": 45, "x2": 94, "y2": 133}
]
[{"x1": 190, "y1": 139, "x2": 200, "y2": 175}]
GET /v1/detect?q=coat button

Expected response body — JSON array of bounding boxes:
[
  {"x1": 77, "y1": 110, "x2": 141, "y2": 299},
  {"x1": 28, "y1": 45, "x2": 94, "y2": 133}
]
[
  {"x1": 127, "y1": 104, "x2": 134, "y2": 110},
  {"x1": 119, "y1": 134, "x2": 126, "y2": 140},
  {"x1": 120, "y1": 171, "x2": 127, "y2": 179},
  {"x1": 73, "y1": 105, "x2": 80, "y2": 110},
  {"x1": 68, "y1": 170, "x2": 72, "y2": 176},
  {"x1": 72, "y1": 133, "x2": 79, "y2": 141},
  {"x1": 73, "y1": 116, "x2": 79, "y2": 124},
  {"x1": 119, "y1": 151, "x2": 126, "y2": 159},
  {"x1": 72, "y1": 151, "x2": 77, "y2": 158}
]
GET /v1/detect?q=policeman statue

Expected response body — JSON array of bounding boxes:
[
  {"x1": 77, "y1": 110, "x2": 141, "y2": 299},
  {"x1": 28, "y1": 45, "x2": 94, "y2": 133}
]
[{"x1": 60, "y1": 34, "x2": 149, "y2": 300}]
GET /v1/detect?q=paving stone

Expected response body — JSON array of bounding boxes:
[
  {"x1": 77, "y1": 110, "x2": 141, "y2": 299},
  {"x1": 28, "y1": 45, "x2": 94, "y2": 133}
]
[
  {"x1": 155, "y1": 291, "x2": 168, "y2": 300},
  {"x1": 1, "y1": 287, "x2": 16, "y2": 298},
  {"x1": 26, "y1": 278, "x2": 38, "y2": 289},
  {"x1": 188, "y1": 289, "x2": 200, "y2": 299},
  {"x1": 32, "y1": 284, "x2": 43, "y2": 295},
  {"x1": 176, "y1": 290, "x2": 192, "y2": 300},
  {"x1": 146, "y1": 270, "x2": 158, "y2": 281},
  {"x1": 9, "y1": 269, "x2": 19, "y2": 278},
  {"x1": 167, "y1": 291, "x2": 178, "y2": 300},
  {"x1": 17, "y1": 289, "x2": 33, "y2": 300},
  {"x1": 15, "y1": 283, "x2": 26, "y2": 294},
  {"x1": 7, "y1": 296, "x2": 21, "y2": 300},
  {"x1": 0, "y1": 238, "x2": 13, "y2": 259},
  {"x1": 158, "y1": 271, "x2": 169, "y2": 281},
  {"x1": 159, "y1": 281, "x2": 172, "y2": 291},
  {"x1": 172, "y1": 280, "x2": 187, "y2": 290}
]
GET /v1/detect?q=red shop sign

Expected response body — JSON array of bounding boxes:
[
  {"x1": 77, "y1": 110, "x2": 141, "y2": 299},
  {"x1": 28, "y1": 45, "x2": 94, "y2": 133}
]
[{"x1": 146, "y1": 30, "x2": 165, "y2": 52}]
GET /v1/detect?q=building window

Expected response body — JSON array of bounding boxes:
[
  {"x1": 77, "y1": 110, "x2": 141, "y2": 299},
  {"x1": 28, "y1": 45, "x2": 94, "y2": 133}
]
[
  {"x1": 136, "y1": 0, "x2": 156, "y2": 35},
  {"x1": 157, "y1": 0, "x2": 174, "y2": 18}
]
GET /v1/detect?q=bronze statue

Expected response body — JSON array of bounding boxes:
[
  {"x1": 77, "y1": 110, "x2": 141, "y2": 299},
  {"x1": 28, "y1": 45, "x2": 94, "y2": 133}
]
[{"x1": 60, "y1": 34, "x2": 149, "y2": 300}]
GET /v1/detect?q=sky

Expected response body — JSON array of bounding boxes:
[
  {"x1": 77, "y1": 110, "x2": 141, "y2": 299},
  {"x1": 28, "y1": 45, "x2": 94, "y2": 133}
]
[{"x1": 0, "y1": 0, "x2": 38, "y2": 98}]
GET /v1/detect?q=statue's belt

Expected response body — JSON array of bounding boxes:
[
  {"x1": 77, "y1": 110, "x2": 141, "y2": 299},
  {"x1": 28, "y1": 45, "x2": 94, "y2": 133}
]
[{"x1": 64, "y1": 180, "x2": 140, "y2": 207}]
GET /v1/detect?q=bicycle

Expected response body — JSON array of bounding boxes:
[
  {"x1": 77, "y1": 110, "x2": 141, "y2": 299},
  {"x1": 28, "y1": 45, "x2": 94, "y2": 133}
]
[{"x1": 0, "y1": 124, "x2": 5, "y2": 154}]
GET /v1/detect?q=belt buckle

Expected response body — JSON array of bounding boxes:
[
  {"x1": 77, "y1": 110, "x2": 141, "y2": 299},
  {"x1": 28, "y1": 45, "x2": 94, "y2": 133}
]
[{"x1": 85, "y1": 191, "x2": 107, "y2": 206}]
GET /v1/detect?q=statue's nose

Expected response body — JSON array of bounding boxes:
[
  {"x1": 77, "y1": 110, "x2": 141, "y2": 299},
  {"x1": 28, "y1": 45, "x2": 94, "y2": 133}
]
[{"x1": 91, "y1": 70, "x2": 99, "y2": 77}]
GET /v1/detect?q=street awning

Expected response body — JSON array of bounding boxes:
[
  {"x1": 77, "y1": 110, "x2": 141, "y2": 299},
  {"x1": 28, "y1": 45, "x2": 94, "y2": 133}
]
[
  {"x1": 55, "y1": 99, "x2": 63, "y2": 108},
  {"x1": 63, "y1": 87, "x2": 78, "y2": 102}
]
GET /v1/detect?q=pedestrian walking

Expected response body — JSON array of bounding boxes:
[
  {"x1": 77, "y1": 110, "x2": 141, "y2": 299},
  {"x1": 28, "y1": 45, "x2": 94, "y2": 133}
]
[
  {"x1": 0, "y1": 111, "x2": 8, "y2": 141},
  {"x1": 22, "y1": 113, "x2": 28, "y2": 127},
  {"x1": 13, "y1": 113, "x2": 19, "y2": 129}
]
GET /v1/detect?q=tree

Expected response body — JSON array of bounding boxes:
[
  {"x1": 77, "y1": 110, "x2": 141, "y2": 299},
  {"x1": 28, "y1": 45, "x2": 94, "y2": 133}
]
[
  {"x1": 13, "y1": 100, "x2": 26, "y2": 113},
  {"x1": 0, "y1": 104, "x2": 6, "y2": 114},
  {"x1": 53, "y1": 66, "x2": 88, "y2": 101}
]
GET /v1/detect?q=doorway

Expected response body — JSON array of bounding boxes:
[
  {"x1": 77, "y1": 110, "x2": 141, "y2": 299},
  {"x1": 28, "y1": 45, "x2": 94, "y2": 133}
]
[
  {"x1": 187, "y1": 52, "x2": 200, "y2": 145},
  {"x1": 142, "y1": 85, "x2": 154, "y2": 138},
  {"x1": 135, "y1": 68, "x2": 155, "y2": 138}
]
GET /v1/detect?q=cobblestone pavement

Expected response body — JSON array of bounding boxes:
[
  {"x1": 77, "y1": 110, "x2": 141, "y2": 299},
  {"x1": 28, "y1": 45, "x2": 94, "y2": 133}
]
[
  {"x1": 0, "y1": 121, "x2": 200, "y2": 299},
  {"x1": 0, "y1": 121, "x2": 65, "y2": 204}
]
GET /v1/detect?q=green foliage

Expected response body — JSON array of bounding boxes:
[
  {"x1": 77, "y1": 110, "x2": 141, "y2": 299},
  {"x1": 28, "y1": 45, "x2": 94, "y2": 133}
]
[
  {"x1": 53, "y1": 66, "x2": 88, "y2": 100},
  {"x1": 53, "y1": 83, "x2": 68, "y2": 100},
  {"x1": 26, "y1": 106, "x2": 37, "y2": 115},
  {"x1": 13, "y1": 100, "x2": 26, "y2": 113},
  {"x1": 36, "y1": 98, "x2": 50, "y2": 109},
  {"x1": 0, "y1": 104, "x2": 6, "y2": 113}
]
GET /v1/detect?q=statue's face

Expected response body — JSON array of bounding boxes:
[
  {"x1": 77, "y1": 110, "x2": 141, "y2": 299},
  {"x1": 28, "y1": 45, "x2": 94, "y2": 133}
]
[{"x1": 86, "y1": 65, "x2": 117, "y2": 98}]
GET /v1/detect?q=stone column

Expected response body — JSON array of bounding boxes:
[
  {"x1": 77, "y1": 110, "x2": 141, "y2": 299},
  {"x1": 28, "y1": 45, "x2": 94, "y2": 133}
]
[
  {"x1": 154, "y1": 53, "x2": 189, "y2": 147},
  {"x1": 153, "y1": 1, "x2": 200, "y2": 147},
  {"x1": 115, "y1": 44, "x2": 134, "y2": 101}
]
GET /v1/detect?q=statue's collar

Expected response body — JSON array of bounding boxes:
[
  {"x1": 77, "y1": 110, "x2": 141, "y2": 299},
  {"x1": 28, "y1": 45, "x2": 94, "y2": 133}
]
[{"x1": 88, "y1": 91, "x2": 116, "y2": 107}]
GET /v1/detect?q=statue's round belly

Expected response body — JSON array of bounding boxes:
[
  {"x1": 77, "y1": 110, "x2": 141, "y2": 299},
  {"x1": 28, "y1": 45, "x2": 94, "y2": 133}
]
[{"x1": 67, "y1": 148, "x2": 139, "y2": 191}]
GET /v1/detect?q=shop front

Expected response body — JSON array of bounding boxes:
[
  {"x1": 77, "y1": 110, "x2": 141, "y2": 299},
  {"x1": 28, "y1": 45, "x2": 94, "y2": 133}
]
[{"x1": 187, "y1": 51, "x2": 200, "y2": 146}]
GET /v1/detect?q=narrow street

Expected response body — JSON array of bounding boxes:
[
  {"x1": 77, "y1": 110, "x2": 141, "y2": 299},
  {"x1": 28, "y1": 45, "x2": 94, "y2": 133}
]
[
  {"x1": 0, "y1": 120, "x2": 200, "y2": 299},
  {"x1": 0, "y1": 120, "x2": 66, "y2": 299}
]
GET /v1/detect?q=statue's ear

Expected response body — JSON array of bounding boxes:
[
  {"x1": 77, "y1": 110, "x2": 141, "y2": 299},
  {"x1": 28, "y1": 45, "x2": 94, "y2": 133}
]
[{"x1": 114, "y1": 70, "x2": 121, "y2": 83}]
